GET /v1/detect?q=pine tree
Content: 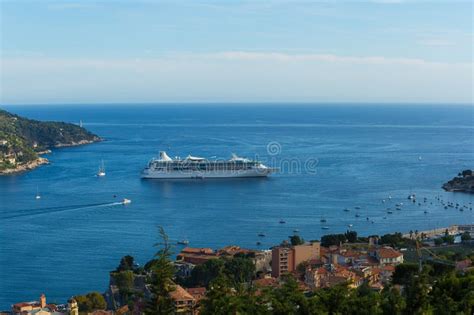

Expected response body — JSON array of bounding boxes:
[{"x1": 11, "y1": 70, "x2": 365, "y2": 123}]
[{"x1": 144, "y1": 226, "x2": 176, "y2": 315}]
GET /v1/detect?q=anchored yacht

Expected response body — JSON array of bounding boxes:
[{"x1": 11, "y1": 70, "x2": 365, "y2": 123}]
[{"x1": 141, "y1": 151, "x2": 275, "y2": 179}]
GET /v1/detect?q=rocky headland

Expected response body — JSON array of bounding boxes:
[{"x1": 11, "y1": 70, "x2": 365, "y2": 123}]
[
  {"x1": 442, "y1": 170, "x2": 474, "y2": 193},
  {"x1": 0, "y1": 108, "x2": 101, "y2": 175}
]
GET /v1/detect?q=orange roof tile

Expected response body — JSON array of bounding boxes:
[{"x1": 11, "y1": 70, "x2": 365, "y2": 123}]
[
  {"x1": 170, "y1": 285, "x2": 195, "y2": 301},
  {"x1": 377, "y1": 248, "x2": 402, "y2": 259}
]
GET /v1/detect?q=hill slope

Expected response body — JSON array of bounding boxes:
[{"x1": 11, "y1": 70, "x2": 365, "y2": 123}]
[{"x1": 0, "y1": 109, "x2": 101, "y2": 173}]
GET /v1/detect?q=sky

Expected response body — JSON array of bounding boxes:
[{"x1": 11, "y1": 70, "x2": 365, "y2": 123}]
[{"x1": 0, "y1": 0, "x2": 472, "y2": 104}]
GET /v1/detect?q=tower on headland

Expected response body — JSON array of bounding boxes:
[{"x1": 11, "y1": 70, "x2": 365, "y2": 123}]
[{"x1": 40, "y1": 293, "x2": 46, "y2": 308}]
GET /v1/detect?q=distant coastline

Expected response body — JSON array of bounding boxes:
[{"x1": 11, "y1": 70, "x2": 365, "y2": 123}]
[{"x1": 0, "y1": 109, "x2": 101, "y2": 175}]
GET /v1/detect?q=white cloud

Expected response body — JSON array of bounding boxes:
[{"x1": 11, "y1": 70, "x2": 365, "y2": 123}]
[
  {"x1": 1, "y1": 52, "x2": 472, "y2": 104},
  {"x1": 206, "y1": 51, "x2": 463, "y2": 67}
]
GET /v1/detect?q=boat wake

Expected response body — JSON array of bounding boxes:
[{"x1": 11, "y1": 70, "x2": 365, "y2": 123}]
[{"x1": 1, "y1": 201, "x2": 123, "y2": 220}]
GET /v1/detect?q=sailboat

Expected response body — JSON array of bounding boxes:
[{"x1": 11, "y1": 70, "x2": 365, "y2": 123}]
[
  {"x1": 35, "y1": 187, "x2": 41, "y2": 199},
  {"x1": 97, "y1": 160, "x2": 106, "y2": 177}
]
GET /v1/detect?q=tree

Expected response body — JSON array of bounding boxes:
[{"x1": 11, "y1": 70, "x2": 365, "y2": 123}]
[
  {"x1": 313, "y1": 283, "x2": 351, "y2": 314},
  {"x1": 189, "y1": 258, "x2": 225, "y2": 287},
  {"x1": 290, "y1": 235, "x2": 305, "y2": 246},
  {"x1": 117, "y1": 255, "x2": 135, "y2": 272},
  {"x1": 348, "y1": 283, "x2": 383, "y2": 315},
  {"x1": 113, "y1": 270, "x2": 134, "y2": 301},
  {"x1": 430, "y1": 272, "x2": 474, "y2": 314},
  {"x1": 144, "y1": 226, "x2": 176, "y2": 315},
  {"x1": 434, "y1": 238, "x2": 443, "y2": 246},
  {"x1": 200, "y1": 275, "x2": 238, "y2": 315},
  {"x1": 461, "y1": 231, "x2": 471, "y2": 242},
  {"x1": 442, "y1": 234, "x2": 455, "y2": 245},
  {"x1": 461, "y1": 169, "x2": 473, "y2": 177},
  {"x1": 266, "y1": 275, "x2": 309, "y2": 314},
  {"x1": 403, "y1": 272, "x2": 432, "y2": 314},
  {"x1": 380, "y1": 286, "x2": 405, "y2": 315},
  {"x1": 224, "y1": 256, "x2": 255, "y2": 285},
  {"x1": 321, "y1": 234, "x2": 347, "y2": 247},
  {"x1": 74, "y1": 292, "x2": 107, "y2": 313},
  {"x1": 392, "y1": 263, "x2": 419, "y2": 286},
  {"x1": 345, "y1": 230, "x2": 358, "y2": 243}
]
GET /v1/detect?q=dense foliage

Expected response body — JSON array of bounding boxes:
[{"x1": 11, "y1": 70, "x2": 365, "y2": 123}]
[
  {"x1": 144, "y1": 227, "x2": 176, "y2": 315},
  {"x1": 74, "y1": 292, "x2": 107, "y2": 314},
  {"x1": 0, "y1": 109, "x2": 100, "y2": 170},
  {"x1": 320, "y1": 230, "x2": 358, "y2": 247}
]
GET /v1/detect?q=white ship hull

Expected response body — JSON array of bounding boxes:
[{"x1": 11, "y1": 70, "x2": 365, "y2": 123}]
[
  {"x1": 142, "y1": 151, "x2": 275, "y2": 179},
  {"x1": 141, "y1": 167, "x2": 273, "y2": 179}
]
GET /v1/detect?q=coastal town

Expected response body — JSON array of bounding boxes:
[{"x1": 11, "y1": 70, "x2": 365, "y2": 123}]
[{"x1": 5, "y1": 224, "x2": 473, "y2": 315}]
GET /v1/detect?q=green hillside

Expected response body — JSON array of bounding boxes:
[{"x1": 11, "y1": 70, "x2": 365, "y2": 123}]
[{"x1": 0, "y1": 109, "x2": 101, "y2": 172}]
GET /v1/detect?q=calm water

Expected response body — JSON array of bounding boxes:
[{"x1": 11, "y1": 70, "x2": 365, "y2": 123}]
[{"x1": 1, "y1": 104, "x2": 473, "y2": 307}]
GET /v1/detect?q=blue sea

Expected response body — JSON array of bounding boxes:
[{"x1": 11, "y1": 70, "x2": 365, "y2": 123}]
[{"x1": 0, "y1": 104, "x2": 473, "y2": 308}]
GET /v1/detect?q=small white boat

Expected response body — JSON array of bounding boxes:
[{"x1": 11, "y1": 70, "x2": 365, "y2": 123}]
[
  {"x1": 35, "y1": 187, "x2": 41, "y2": 199},
  {"x1": 97, "y1": 160, "x2": 106, "y2": 177},
  {"x1": 348, "y1": 224, "x2": 353, "y2": 228},
  {"x1": 177, "y1": 240, "x2": 189, "y2": 245},
  {"x1": 322, "y1": 226, "x2": 329, "y2": 230},
  {"x1": 122, "y1": 198, "x2": 132, "y2": 205}
]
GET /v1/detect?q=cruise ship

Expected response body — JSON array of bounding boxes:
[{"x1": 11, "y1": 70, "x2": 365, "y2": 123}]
[{"x1": 141, "y1": 151, "x2": 275, "y2": 179}]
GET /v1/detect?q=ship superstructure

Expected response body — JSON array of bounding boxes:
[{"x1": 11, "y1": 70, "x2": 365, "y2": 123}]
[{"x1": 141, "y1": 151, "x2": 274, "y2": 179}]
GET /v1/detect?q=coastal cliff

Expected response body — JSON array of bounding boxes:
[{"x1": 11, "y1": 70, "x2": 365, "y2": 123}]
[
  {"x1": 442, "y1": 170, "x2": 474, "y2": 193},
  {"x1": 0, "y1": 109, "x2": 101, "y2": 174}
]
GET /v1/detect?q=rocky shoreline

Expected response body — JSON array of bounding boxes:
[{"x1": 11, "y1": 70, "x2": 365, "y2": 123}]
[
  {"x1": 0, "y1": 139, "x2": 101, "y2": 175},
  {"x1": 442, "y1": 170, "x2": 474, "y2": 193},
  {"x1": 54, "y1": 138, "x2": 101, "y2": 148},
  {"x1": 0, "y1": 157, "x2": 50, "y2": 175}
]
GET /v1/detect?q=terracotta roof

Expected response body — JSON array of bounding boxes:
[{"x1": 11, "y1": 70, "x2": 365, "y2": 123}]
[
  {"x1": 13, "y1": 302, "x2": 40, "y2": 308},
  {"x1": 186, "y1": 287, "x2": 206, "y2": 300},
  {"x1": 116, "y1": 305, "x2": 129, "y2": 315},
  {"x1": 382, "y1": 265, "x2": 396, "y2": 272},
  {"x1": 181, "y1": 247, "x2": 214, "y2": 255},
  {"x1": 377, "y1": 247, "x2": 402, "y2": 259},
  {"x1": 170, "y1": 285, "x2": 195, "y2": 301},
  {"x1": 253, "y1": 277, "x2": 278, "y2": 287},
  {"x1": 339, "y1": 250, "x2": 359, "y2": 258}
]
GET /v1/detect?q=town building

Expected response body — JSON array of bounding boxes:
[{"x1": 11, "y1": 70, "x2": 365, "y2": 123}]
[
  {"x1": 11, "y1": 294, "x2": 71, "y2": 315},
  {"x1": 271, "y1": 242, "x2": 321, "y2": 278},
  {"x1": 185, "y1": 287, "x2": 206, "y2": 303},
  {"x1": 371, "y1": 247, "x2": 404, "y2": 265},
  {"x1": 169, "y1": 285, "x2": 196, "y2": 314},
  {"x1": 176, "y1": 247, "x2": 219, "y2": 265}
]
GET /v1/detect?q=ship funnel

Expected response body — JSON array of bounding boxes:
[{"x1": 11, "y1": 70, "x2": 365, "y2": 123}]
[{"x1": 159, "y1": 151, "x2": 173, "y2": 161}]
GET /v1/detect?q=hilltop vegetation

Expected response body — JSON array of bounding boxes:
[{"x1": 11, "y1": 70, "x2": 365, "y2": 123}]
[
  {"x1": 443, "y1": 170, "x2": 474, "y2": 193},
  {"x1": 0, "y1": 109, "x2": 101, "y2": 172}
]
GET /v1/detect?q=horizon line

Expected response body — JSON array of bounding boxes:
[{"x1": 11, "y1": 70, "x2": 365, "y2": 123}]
[{"x1": 2, "y1": 101, "x2": 473, "y2": 107}]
